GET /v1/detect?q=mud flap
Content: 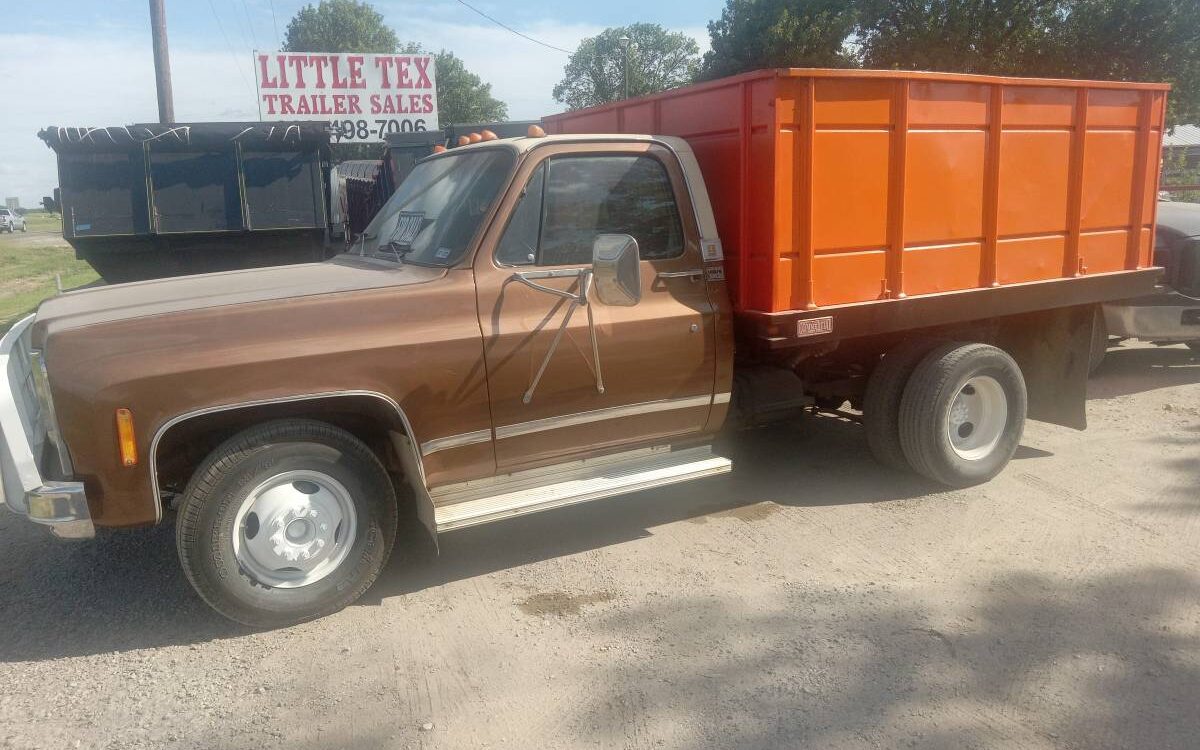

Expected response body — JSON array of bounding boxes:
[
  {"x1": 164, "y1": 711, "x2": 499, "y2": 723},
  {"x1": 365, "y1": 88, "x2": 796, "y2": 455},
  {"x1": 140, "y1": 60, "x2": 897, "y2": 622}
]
[
  {"x1": 389, "y1": 431, "x2": 439, "y2": 552},
  {"x1": 995, "y1": 304, "x2": 1093, "y2": 430}
]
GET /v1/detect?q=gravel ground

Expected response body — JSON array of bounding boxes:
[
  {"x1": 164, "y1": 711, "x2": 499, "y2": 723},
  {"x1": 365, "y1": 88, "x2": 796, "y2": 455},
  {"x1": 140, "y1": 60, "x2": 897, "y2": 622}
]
[{"x1": 1, "y1": 342, "x2": 1198, "y2": 750}]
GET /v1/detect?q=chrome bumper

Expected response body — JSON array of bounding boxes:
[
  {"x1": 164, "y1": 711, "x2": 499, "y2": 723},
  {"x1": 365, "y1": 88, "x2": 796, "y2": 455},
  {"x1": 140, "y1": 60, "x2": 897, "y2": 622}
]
[
  {"x1": 1103, "y1": 293, "x2": 1200, "y2": 342},
  {"x1": 0, "y1": 315, "x2": 93, "y2": 539}
]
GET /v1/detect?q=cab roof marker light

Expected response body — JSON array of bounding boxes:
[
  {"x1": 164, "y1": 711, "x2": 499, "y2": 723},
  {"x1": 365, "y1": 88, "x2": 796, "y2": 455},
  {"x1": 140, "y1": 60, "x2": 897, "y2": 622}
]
[
  {"x1": 527, "y1": 124, "x2": 546, "y2": 138},
  {"x1": 480, "y1": 130, "x2": 498, "y2": 141},
  {"x1": 468, "y1": 132, "x2": 483, "y2": 144},
  {"x1": 456, "y1": 135, "x2": 470, "y2": 147}
]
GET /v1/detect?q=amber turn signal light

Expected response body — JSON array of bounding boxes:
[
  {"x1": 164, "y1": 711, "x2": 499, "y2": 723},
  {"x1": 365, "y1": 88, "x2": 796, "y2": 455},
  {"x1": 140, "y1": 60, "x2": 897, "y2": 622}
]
[{"x1": 115, "y1": 408, "x2": 137, "y2": 467}]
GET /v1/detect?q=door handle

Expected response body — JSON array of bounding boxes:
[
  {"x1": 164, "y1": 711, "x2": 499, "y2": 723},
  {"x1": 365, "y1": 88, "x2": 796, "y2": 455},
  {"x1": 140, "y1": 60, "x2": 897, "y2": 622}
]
[{"x1": 657, "y1": 269, "x2": 704, "y2": 280}]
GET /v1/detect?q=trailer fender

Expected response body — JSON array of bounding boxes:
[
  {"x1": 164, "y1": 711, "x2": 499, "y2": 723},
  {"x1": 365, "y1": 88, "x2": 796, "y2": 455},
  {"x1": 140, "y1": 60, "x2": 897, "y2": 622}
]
[{"x1": 995, "y1": 305, "x2": 1094, "y2": 430}]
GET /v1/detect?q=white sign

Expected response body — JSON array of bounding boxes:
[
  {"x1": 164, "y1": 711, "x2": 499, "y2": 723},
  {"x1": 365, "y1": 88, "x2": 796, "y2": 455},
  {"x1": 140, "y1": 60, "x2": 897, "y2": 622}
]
[{"x1": 254, "y1": 52, "x2": 438, "y2": 142}]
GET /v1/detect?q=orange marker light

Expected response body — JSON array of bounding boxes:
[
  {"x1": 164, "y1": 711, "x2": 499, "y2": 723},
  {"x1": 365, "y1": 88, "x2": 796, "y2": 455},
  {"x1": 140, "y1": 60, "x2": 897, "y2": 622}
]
[
  {"x1": 116, "y1": 408, "x2": 138, "y2": 467},
  {"x1": 527, "y1": 124, "x2": 546, "y2": 138},
  {"x1": 468, "y1": 132, "x2": 483, "y2": 143},
  {"x1": 431, "y1": 144, "x2": 447, "y2": 154},
  {"x1": 480, "y1": 129, "x2": 498, "y2": 141},
  {"x1": 456, "y1": 135, "x2": 470, "y2": 147}
]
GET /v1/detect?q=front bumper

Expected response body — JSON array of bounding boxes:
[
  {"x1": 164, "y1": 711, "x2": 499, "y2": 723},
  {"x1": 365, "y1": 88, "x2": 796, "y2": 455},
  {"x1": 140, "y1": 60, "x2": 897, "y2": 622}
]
[
  {"x1": 1103, "y1": 289, "x2": 1200, "y2": 342},
  {"x1": 0, "y1": 315, "x2": 94, "y2": 539}
]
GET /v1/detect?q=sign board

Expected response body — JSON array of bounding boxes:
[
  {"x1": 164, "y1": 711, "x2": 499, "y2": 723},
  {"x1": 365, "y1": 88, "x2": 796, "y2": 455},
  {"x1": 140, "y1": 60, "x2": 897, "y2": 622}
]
[{"x1": 253, "y1": 52, "x2": 438, "y2": 143}]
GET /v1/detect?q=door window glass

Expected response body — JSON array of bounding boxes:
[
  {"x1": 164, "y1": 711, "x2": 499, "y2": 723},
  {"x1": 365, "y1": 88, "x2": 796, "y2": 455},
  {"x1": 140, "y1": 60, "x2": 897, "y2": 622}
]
[
  {"x1": 495, "y1": 162, "x2": 546, "y2": 266},
  {"x1": 496, "y1": 154, "x2": 684, "y2": 266}
]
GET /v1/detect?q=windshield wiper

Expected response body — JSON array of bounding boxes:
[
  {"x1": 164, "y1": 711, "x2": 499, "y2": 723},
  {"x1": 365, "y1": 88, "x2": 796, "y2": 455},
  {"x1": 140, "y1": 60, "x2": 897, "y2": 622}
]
[{"x1": 374, "y1": 240, "x2": 414, "y2": 264}]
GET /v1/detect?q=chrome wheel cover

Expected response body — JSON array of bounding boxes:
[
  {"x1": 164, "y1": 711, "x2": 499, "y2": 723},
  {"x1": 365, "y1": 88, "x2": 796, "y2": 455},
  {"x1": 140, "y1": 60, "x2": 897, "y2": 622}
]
[
  {"x1": 946, "y1": 375, "x2": 1008, "y2": 461},
  {"x1": 231, "y1": 470, "x2": 358, "y2": 589}
]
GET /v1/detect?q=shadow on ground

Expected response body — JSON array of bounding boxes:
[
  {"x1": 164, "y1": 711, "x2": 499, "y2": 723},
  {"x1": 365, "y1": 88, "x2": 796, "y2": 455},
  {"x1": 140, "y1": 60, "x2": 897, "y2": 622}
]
[
  {"x1": 0, "y1": 417, "x2": 928, "y2": 661},
  {"x1": 1088, "y1": 343, "x2": 1200, "y2": 399}
]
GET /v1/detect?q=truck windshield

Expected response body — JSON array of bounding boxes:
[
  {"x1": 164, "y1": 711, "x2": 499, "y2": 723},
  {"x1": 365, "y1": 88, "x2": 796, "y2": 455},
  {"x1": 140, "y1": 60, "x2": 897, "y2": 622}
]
[{"x1": 353, "y1": 148, "x2": 515, "y2": 267}]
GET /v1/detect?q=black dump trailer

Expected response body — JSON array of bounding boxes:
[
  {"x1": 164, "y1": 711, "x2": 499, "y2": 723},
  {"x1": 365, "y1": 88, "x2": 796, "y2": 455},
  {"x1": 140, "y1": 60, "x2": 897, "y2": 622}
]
[{"x1": 39, "y1": 122, "x2": 336, "y2": 282}]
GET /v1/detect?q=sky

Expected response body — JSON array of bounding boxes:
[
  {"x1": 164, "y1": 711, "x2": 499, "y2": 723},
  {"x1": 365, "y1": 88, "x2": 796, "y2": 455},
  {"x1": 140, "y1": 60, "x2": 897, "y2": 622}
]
[{"x1": 0, "y1": 0, "x2": 722, "y2": 206}]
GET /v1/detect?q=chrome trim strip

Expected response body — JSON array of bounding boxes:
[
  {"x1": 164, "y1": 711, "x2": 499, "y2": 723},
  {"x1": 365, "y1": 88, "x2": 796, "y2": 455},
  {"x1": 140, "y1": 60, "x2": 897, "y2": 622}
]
[
  {"x1": 0, "y1": 315, "x2": 41, "y2": 507},
  {"x1": 713, "y1": 392, "x2": 731, "y2": 405},
  {"x1": 494, "y1": 394, "x2": 714, "y2": 440},
  {"x1": 420, "y1": 429, "x2": 493, "y2": 457},
  {"x1": 149, "y1": 390, "x2": 426, "y2": 524}
]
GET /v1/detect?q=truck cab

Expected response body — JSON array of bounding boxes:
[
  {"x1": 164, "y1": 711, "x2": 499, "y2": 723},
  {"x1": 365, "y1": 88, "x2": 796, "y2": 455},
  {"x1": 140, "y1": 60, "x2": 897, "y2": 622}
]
[{"x1": 1101, "y1": 201, "x2": 1200, "y2": 351}]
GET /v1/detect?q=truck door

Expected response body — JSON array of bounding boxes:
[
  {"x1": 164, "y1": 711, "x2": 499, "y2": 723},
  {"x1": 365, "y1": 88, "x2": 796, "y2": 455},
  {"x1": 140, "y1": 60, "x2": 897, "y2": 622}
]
[{"x1": 473, "y1": 142, "x2": 719, "y2": 471}]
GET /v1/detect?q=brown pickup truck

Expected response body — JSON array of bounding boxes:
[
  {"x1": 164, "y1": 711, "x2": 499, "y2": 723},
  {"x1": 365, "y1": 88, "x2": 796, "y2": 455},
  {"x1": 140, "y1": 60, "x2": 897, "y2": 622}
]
[{"x1": 1, "y1": 70, "x2": 1165, "y2": 626}]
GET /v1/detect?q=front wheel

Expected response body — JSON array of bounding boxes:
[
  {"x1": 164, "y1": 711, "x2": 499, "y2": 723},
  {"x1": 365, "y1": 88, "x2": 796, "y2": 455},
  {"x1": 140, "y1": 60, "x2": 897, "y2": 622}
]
[
  {"x1": 176, "y1": 419, "x2": 398, "y2": 628},
  {"x1": 899, "y1": 343, "x2": 1027, "y2": 487}
]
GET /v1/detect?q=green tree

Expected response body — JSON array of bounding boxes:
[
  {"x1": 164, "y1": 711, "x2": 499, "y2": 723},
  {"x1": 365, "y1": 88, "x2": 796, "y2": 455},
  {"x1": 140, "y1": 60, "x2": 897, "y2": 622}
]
[
  {"x1": 282, "y1": 0, "x2": 398, "y2": 53},
  {"x1": 553, "y1": 24, "x2": 701, "y2": 110},
  {"x1": 700, "y1": 0, "x2": 860, "y2": 80},
  {"x1": 1035, "y1": 0, "x2": 1200, "y2": 128},
  {"x1": 282, "y1": 1, "x2": 509, "y2": 127},
  {"x1": 401, "y1": 44, "x2": 508, "y2": 124},
  {"x1": 855, "y1": 0, "x2": 1059, "y2": 74}
]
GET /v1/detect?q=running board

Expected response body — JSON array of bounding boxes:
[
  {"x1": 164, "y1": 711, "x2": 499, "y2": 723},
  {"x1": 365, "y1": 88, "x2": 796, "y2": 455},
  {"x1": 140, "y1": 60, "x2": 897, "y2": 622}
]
[{"x1": 431, "y1": 445, "x2": 731, "y2": 532}]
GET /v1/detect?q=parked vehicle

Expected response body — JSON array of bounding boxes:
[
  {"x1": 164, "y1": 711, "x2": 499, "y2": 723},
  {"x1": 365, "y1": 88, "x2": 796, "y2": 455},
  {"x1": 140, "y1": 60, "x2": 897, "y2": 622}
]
[
  {"x1": 1097, "y1": 201, "x2": 1200, "y2": 358},
  {"x1": 0, "y1": 208, "x2": 26, "y2": 233},
  {"x1": 2, "y1": 69, "x2": 1165, "y2": 627}
]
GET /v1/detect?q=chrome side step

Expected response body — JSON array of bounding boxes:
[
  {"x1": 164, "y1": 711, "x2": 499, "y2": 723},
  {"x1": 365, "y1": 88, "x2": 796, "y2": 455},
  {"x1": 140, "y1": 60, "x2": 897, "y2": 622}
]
[{"x1": 431, "y1": 445, "x2": 731, "y2": 532}]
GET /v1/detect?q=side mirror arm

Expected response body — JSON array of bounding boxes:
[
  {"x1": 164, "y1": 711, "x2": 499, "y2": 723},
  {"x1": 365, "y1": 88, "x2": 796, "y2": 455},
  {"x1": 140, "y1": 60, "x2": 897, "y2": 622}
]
[{"x1": 509, "y1": 268, "x2": 604, "y2": 403}]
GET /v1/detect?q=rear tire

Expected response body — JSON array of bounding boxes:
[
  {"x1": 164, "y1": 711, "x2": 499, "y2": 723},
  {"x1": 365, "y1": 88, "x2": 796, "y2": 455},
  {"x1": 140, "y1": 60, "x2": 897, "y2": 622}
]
[
  {"x1": 863, "y1": 340, "x2": 939, "y2": 471},
  {"x1": 899, "y1": 343, "x2": 1027, "y2": 487},
  {"x1": 176, "y1": 419, "x2": 398, "y2": 628}
]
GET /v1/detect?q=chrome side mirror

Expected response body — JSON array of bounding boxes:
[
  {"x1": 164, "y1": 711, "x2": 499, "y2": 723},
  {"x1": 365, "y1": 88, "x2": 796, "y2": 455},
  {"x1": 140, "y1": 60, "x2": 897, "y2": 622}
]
[{"x1": 592, "y1": 234, "x2": 641, "y2": 306}]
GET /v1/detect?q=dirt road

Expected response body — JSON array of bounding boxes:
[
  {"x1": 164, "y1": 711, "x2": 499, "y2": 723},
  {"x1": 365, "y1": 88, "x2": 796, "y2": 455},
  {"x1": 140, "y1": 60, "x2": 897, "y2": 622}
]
[{"x1": 1, "y1": 344, "x2": 1197, "y2": 750}]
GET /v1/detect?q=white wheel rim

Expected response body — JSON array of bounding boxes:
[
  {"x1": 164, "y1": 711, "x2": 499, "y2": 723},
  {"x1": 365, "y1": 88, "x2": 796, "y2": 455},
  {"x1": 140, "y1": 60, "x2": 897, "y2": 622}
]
[
  {"x1": 946, "y1": 375, "x2": 1008, "y2": 461},
  {"x1": 231, "y1": 470, "x2": 358, "y2": 589}
]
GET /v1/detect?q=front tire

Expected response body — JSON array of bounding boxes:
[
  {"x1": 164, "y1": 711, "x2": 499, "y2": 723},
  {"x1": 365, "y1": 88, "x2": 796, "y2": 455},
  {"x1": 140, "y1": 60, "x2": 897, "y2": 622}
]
[
  {"x1": 176, "y1": 419, "x2": 398, "y2": 628},
  {"x1": 899, "y1": 343, "x2": 1027, "y2": 487}
]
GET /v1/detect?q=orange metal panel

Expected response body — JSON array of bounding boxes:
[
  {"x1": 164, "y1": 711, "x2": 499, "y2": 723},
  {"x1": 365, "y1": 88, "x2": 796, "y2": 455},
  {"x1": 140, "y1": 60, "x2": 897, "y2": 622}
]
[
  {"x1": 812, "y1": 251, "x2": 887, "y2": 306},
  {"x1": 1079, "y1": 230, "x2": 1129, "y2": 274},
  {"x1": 812, "y1": 130, "x2": 890, "y2": 254},
  {"x1": 904, "y1": 242, "x2": 984, "y2": 295},
  {"x1": 997, "y1": 130, "x2": 1071, "y2": 236},
  {"x1": 1080, "y1": 130, "x2": 1136, "y2": 230},
  {"x1": 814, "y1": 77, "x2": 892, "y2": 126},
  {"x1": 908, "y1": 81, "x2": 989, "y2": 127},
  {"x1": 1088, "y1": 89, "x2": 1142, "y2": 128},
  {"x1": 903, "y1": 130, "x2": 986, "y2": 245},
  {"x1": 1002, "y1": 87, "x2": 1076, "y2": 128},
  {"x1": 996, "y1": 235, "x2": 1067, "y2": 284},
  {"x1": 543, "y1": 68, "x2": 1169, "y2": 315}
]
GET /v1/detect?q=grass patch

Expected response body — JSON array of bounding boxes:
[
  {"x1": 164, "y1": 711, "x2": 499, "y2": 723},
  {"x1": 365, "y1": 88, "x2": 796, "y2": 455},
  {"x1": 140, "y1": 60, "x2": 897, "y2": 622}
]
[
  {"x1": 0, "y1": 226, "x2": 100, "y2": 331},
  {"x1": 19, "y1": 212, "x2": 64, "y2": 233}
]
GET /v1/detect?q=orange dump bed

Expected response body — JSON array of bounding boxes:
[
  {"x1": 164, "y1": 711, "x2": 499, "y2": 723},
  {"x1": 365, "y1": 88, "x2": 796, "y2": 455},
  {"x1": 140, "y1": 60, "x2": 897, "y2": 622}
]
[{"x1": 543, "y1": 69, "x2": 1169, "y2": 316}]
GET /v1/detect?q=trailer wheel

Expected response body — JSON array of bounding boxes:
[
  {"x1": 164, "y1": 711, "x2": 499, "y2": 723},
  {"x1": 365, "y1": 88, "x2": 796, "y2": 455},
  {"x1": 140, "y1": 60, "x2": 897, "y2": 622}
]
[
  {"x1": 176, "y1": 419, "x2": 398, "y2": 628},
  {"x1": 863, "y1": 340, "x2": 938, "y2": 471},
  {"x1": 899, "y1": 343, "x2": 1027, "y2": 487}
]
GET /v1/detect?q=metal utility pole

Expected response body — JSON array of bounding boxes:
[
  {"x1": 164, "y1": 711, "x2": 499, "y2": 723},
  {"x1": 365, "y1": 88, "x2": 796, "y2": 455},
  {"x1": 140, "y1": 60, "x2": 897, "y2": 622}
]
[{"x1": 149, "y1": 0, "x2": 176, "y2": 123}]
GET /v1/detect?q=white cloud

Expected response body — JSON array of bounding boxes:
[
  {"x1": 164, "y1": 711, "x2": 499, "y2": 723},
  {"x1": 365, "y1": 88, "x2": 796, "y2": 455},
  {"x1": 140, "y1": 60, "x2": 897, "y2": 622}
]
[{"x1": 0, "y1": 20, "x2": 708, "y2": 206}]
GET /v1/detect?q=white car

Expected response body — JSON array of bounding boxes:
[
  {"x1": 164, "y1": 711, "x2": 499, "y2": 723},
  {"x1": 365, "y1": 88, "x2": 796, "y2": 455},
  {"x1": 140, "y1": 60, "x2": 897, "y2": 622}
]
[{"x1": 0, "y1": 208, "x2": 26, "y2": 233}]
